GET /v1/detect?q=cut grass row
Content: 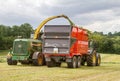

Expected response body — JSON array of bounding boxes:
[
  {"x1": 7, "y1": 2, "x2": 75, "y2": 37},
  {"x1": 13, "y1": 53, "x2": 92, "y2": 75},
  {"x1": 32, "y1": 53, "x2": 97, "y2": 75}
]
[
  {"x1": 0, "y1": 62, "x2": 120, "y2": 81},
  {"x1": 0, "y1": 51, "x2": 120, "y2": 81}
]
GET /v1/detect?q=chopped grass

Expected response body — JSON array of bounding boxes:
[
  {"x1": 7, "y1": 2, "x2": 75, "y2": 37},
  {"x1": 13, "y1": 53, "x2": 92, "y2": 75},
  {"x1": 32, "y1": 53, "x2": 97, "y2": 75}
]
[{"x1": 0, "y1": 51, "x2": 120, "y2": 81}]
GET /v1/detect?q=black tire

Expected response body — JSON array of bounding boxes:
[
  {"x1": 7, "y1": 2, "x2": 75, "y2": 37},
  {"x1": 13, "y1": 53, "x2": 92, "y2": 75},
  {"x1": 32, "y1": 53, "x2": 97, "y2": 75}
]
[
  {"x1": 96, "y1": 54, "x2": 101, "y2": 66},
  {"x1": 33, "y1": 54, "x2": 45, "y2": 66},
  {"x1": 7, "y1": 58, "x2": 13, "y2": 65},
  {"x1": 77, "y1": 56, "x2": 81, "y2": 68},
  {"x1": 7, "y1": 58, "x2": 17, "y2": 65},
  {"x1": 87, "y1": 51, "x2": 96, "y2": 66},
  {"x1": 67, "y1": 56, "x2": 77, "y2": 68},
  {"x1": 46, "y1": 60, "x2": 55, "y2": 67}
]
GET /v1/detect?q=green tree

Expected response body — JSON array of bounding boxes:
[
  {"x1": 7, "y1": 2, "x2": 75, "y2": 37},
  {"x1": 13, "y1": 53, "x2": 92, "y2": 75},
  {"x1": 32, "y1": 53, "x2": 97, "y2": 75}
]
[{"x1": 20, "y1": 23, "x2": 33, "y2": 38}]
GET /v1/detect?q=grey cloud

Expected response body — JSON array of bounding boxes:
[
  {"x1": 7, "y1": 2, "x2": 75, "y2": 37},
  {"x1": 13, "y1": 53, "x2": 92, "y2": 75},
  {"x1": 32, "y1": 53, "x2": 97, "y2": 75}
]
[{"x1": 0, "y1": 0, "x2": 120, "y2": 33}]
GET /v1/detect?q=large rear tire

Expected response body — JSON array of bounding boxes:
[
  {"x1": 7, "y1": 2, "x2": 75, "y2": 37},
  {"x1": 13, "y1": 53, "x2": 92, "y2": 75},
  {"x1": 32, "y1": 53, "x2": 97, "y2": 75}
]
[
  {"x1": 33, "y1": 54, "x2": 45, "y2": 66},
  {"x1": 67, "y1": 56, "x2": 77, "y2": 68},
  {"x1": 87, "y1": 51, "x2": 96, "y2": 66}
]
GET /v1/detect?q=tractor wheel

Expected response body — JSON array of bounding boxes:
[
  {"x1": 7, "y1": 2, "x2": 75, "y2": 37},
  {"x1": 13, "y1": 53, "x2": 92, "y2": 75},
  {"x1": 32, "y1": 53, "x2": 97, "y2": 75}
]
[
  {"x1": 33, "y1": 54, "x2": 45, "y2": 66},
  {"x1": 67, "y1": 56, "x2": 77, "y2": 68},
  {"x1": 46, "y1": 60, "x2": 55, "y2": 67},
  {"x1": 87, "y1": 51, "x2": 96, "y2": 66},
  {"x1": 96, "y1": 54, "x2": 101, "y2": 66},
  {"x1": 7, "y1": 58, "x2": 13, "y2": 65},
  {"x1": 7, "y1": 58, "x2": 17, "y2": 65},
  {"x1": 76, "y1": 56, "x2": 81, "y2": 68}
]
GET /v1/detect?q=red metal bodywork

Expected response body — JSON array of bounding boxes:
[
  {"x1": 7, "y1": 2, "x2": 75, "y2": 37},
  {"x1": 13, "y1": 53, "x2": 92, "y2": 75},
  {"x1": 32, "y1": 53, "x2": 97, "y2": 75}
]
[
  {"x1": 44, "y1": 26, "x2": 88, "y2": 58},
  {"x1": 70, "y1": 26, "x2": 88, "y2": 57}
]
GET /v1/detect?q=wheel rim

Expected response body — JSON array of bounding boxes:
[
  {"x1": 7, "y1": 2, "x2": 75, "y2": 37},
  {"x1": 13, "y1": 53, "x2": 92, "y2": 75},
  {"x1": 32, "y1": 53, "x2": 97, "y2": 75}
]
[
  {"x1": 38, "y1": 55, "x2": 43, "y2": 65},
  {"x1": 92, "y1": 54, "x2": 96, "y2": 64}
]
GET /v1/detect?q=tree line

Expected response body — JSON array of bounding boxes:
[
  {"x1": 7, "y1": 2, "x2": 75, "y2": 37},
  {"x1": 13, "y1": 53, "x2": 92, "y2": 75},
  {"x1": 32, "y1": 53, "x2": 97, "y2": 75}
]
[
  {"x1": 0, "y1": 23, "x2": 120, "y2": 54},
  {"x1": 90, "y1": 31, "x2": 120, "y2": 54},
  {"x1": 0, "y1": 23, "x2": 33, "y2": 50}
]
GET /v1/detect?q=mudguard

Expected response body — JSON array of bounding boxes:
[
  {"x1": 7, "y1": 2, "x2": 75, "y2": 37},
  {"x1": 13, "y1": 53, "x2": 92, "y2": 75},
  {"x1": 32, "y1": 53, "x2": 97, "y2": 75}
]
[{"x1": 32, "y1": 52, "x2": 39, "y2": 59}]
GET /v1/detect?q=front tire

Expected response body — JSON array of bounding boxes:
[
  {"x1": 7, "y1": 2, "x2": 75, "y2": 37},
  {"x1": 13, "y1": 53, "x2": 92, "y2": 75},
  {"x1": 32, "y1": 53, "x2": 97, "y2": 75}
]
[
  {"x1": 7, "y1": 58, "x2": 17, "y2": 65},
  {"x1": 7, "y1": 58, "x2": 13, "y2": 65}
]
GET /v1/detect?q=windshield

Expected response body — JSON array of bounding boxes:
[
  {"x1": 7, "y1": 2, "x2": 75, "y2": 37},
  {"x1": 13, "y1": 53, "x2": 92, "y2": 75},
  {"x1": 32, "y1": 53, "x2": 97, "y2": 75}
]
[{"x1": 13, "y1": 41, "x2": 28, "y2": 54}]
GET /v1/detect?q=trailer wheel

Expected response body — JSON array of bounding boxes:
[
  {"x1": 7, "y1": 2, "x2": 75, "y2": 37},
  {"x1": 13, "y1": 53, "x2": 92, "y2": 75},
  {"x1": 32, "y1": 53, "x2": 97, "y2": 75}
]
[
  {"x1": 96, "y1": 54, "x2": 101, "y2": 66},
  {"x1": 7, "y1": 58, "x2": 13, "y2": 65},
  {"x1": 33, "y1": 54, "x2": 44, "y2": 66},
  {"x1": 67, "y1": 56, "x2": 77, "y2": 68},
  {"x1": 87, "y1": 51, "x2": 96, "y2": 66},
  {"x1": 77, "y1": 56, "x2": 81, "y2": 68}
]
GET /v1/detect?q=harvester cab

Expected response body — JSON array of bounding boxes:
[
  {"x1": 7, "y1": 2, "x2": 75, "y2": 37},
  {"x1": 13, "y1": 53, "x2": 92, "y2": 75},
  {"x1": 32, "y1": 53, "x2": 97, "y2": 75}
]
[{"x1": 7, "y1": 39, "x2": 45, "y2": 66}]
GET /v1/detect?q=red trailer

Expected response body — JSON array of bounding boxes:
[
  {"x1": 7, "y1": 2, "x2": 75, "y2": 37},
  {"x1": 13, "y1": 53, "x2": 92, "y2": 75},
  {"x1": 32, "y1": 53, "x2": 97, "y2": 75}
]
[{"x1": 43, "y1": 25, "x2": 101, "y2": 68}]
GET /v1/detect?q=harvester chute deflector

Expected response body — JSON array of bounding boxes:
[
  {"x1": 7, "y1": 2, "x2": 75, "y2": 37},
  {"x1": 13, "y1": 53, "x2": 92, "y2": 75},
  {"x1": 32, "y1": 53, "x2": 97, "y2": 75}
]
[{"x1": 33, "y1": 14, "x2": 75, "y2": 39}]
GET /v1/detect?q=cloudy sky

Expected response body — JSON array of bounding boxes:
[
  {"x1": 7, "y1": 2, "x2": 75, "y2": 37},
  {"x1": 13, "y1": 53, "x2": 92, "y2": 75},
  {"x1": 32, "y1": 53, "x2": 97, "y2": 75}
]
[{"x1": 0, "y1": 0, "x2": 120, "y2": 33}]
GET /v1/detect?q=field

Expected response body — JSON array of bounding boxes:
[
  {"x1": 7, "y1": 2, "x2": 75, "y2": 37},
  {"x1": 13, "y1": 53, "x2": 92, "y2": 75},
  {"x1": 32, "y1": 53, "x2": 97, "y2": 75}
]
[{"x1": 0, "y1": 51, "x2": 120, "y2": 81}]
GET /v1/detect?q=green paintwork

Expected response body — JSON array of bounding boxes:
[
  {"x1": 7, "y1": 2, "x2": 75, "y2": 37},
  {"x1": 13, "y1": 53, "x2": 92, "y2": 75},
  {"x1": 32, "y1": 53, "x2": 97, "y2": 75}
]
[
  {"x1": 11, "y1": 39, "x2": 42, "y2": 61},
  {"x1": 12, "y1": 55, "x2": 29, "y2": 60}
]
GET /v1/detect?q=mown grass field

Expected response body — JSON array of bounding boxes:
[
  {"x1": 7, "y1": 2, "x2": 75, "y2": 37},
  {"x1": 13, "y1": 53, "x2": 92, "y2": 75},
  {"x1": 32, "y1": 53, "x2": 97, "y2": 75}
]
[{"x1": 0, "y1": 51, "x2": 120, "y2": 81}]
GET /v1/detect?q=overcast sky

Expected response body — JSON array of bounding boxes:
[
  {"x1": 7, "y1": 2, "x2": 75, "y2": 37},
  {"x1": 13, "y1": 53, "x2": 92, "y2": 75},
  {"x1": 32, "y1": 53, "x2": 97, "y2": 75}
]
[{"x1": 0, "y1": 0, "x2": 120, "y2": 33}]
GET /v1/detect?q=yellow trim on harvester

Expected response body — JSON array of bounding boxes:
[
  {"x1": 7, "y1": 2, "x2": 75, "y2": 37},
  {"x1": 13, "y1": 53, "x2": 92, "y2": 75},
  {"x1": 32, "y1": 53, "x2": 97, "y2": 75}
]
[{"x1": 33, "y1": 14, "x2": 75, "y2": 39}]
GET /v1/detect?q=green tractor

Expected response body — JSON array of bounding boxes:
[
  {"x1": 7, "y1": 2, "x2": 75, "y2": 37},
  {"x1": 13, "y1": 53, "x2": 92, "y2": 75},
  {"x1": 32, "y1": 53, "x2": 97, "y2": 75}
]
[{"x1": 7, "y1": 39, "x2": 45, "y2": 66}]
